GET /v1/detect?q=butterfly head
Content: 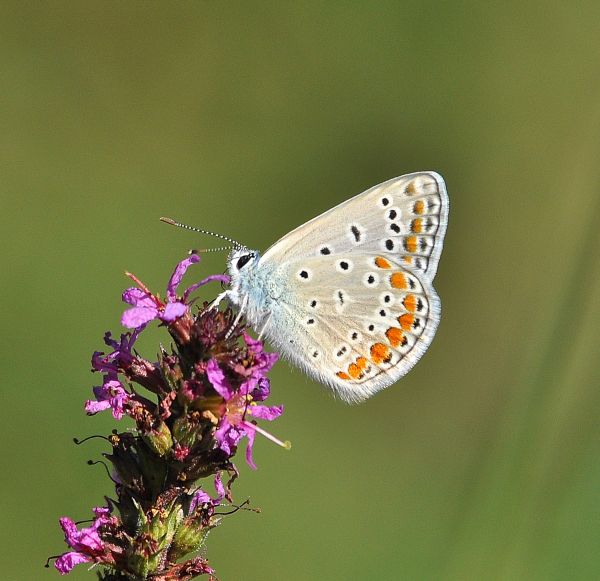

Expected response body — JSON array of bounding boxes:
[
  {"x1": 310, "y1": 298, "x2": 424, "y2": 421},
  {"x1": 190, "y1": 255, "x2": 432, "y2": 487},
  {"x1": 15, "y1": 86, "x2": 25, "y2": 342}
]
[
  {"x1": 227, "y1": 247, "x2": 258, "y2": 271},
  {"x1": 226, "y1": 247, "x2": 261, "y2": 293}
]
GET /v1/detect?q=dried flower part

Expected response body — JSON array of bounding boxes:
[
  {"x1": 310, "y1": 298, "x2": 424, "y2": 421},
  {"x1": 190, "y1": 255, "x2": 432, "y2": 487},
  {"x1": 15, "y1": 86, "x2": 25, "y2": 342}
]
[{"x1": 53, "y1": 255, "x2": 285, "y2": 579}]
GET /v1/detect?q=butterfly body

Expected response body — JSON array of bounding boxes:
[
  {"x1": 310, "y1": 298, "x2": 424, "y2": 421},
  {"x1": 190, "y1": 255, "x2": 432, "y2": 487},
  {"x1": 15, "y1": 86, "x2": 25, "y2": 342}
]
[{"x1": 223, "y1": 171, "x2": 449, "y2": 403}]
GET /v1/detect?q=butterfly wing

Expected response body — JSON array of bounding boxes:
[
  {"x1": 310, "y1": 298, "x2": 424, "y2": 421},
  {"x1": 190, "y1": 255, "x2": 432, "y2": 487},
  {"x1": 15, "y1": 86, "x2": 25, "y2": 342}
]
[
  {"x1": 260, "y1": 252, "x2": 440, "y2": 402},
  {"x1": 262, "y1": 171, "x2": 449, "y2": 281}
]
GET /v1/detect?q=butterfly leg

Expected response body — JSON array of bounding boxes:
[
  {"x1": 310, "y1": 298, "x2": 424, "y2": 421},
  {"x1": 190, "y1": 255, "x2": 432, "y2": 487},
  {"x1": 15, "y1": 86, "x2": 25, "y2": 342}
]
[
  {"x1": 257, "y1": 311, "x2": 273, "y2": 341},
  {"x1": 208, "y1": 290, "x2": 231, "y2": 311},
  {"x1": 225, "y1": 293, "x2": 248, "y2": 339}
]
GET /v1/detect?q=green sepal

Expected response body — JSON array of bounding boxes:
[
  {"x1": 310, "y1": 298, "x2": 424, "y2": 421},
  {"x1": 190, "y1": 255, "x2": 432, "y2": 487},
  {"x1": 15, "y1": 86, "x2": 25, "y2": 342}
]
[{"x1": 142, "y1": 420, "x2": 173, "y2": 457}]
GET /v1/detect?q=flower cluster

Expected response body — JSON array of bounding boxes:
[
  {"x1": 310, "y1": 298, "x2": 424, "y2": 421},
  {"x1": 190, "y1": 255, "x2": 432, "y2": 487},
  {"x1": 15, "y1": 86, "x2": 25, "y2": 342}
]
[{"x1": 51, "y1": 255, "x2": 285, "y2": 579}]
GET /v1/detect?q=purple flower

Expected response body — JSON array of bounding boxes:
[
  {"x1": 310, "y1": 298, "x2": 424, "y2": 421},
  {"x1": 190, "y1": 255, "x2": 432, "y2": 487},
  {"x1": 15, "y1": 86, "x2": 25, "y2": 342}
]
[
  {"x1": 91, "y1": 330, "x2": 139, "y2": 374},
  {"x1": 234, "y1": 333, "x2": 279, "y2": 393},
  {"x1": 92, "y1": 330, "x2": 163, "y2": 394},
  {"x1": 54, "y1": 507, "x2": 112, "y2": 574},
  {"x1": 206, "y1": 358, "x2": 286, "y2": 469},
  {"x1": 55, "y1": 552, "x2": 91, "y2": 575},
  {"x1": 85, "y1": 375, "x2": 130, "y2": 419},
  {"x1": 92, "y1": 506, "x2": 113, "y2": 522},
  {"x1": 189, "y1": 472, "x2": 225, "y2": 514},
  {"x1": 121, "y1": 254, "x2": 230, "y2": 330}
]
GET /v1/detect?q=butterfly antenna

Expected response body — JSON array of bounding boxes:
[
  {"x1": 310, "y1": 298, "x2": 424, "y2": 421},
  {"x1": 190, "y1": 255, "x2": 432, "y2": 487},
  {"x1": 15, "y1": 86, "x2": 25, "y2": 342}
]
[
  {"x1": 188, "y1": 246, "x2": 232, "y2": 254},
  {"x1": 160, "y1": 217, "x2": 245, "y2": 249}
]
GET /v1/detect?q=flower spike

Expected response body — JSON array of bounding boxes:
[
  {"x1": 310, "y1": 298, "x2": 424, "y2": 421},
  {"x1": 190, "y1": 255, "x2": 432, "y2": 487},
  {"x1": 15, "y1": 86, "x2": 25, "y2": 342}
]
[{"x1": 52, "y1": 254, "x2": 285, "y2": 579}]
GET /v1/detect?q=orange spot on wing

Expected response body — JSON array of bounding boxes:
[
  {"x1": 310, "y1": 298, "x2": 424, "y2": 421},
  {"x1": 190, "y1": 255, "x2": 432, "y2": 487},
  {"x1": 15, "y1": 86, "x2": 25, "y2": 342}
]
[
  {"x1": 413, "y1": 200, "x2": 424, "y2": 215},
  {"x1": 403, "y1": 294, "x2": 417, "y2": 312},
  {"x1": 398, "y1": 313, "x2": 415, "y2": 331},
  {"x1": 336, "y1": 371, "x2": 351, "y2": 380},
  {"x1": 347, "y1": 363, "x2": 362, "y2": 379},
  {"x1": 403, "y1": 256, "x2": 413, "y2": 265},
  {"x1": 375, "y1": 256, "x2": 392, "y2": 269},
  {"x1": 370, "y1": 342, "x2": 392, "y2": 365},
  {"x1": 405, "y1": 236, "x2": 418, "y2": 253},
  {"x1": 406, "y1": 181, "x2": 417, "y2": 195},
  {"x1": 411, "y1": 218, "x2": 423, "y2": 233},
  {"x1": 390, "y1": 272, "x2": 408, "y2": 289},
  {"x1": 356, "y1": 357, "x2": 368, "y2": 370},
  {"x1": 385, "y1": 327, "x2": 406, "y2": 348}
]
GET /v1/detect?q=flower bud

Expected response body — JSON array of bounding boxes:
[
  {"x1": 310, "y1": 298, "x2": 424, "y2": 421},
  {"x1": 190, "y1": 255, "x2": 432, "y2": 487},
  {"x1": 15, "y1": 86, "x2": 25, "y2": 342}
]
[
  {"x1": 142, "y1": 420, "x2": 173, "y2": 456},
  {"x1": 148, "y1": 500, "x2": 184, "y2": 548},
  {"x1": 170, "y1": 516, "x2": 217, "y2": 561},
  {"x1": 160, "y1": 350, "x2": 184, "y2": 392}
]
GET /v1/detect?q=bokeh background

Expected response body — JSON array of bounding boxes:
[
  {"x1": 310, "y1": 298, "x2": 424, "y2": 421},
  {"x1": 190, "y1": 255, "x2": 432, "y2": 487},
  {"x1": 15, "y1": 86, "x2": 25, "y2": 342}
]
[{"x1": 2, "y1": 2, "x2": 600, "y2": 580}]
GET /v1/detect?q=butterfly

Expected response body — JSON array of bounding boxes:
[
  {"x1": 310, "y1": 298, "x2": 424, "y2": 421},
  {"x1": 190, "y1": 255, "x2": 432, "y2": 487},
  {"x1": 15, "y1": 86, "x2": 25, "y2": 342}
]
[{"x1": 213, "y1": 172, "x2": 448, "y2": 403}]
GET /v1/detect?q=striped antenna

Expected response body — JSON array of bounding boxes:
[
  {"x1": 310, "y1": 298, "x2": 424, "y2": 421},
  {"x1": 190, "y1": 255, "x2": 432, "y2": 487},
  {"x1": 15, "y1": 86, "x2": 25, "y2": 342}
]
[
  {"x1": 160, "y1": 217, "x2": 245, "y2": 250},
  {"x1": 188, "y1": 246, "x2": 233, "y2": 254}
]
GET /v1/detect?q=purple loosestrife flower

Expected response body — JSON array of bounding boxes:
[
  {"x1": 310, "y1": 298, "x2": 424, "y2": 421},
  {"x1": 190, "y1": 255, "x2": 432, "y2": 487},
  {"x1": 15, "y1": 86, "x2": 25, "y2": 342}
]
[
  {"x1": 121, "y1": 254, "x2": 196, "y2": 328},
  {"x1": 55, "y1": 508, "x2": 116, "y2": 574},
  {"x1": 206, "y1": 356, "x2": 286, "y2": 470},
  {"x1": 84, "y1": 375, "x2": 130, "y2": 419},
  {"x1": 52, "y1": 254, "x2": 286, "y2": 580},
  {"x1": 91, "y1": 331, "x2": 138, "y2": 374},
  {"x1": 121, "y1": 254, "x2": 230, "y2": 332},
  {"x1": 189, "y1": 472, "x2": 225, "y2": 514}
]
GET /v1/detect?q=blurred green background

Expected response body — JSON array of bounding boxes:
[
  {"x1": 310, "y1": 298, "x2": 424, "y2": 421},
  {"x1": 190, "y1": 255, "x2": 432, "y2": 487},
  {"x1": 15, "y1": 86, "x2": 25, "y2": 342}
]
[{"x1": 2, "y1": 2, "x2": 600, "y2": 580}]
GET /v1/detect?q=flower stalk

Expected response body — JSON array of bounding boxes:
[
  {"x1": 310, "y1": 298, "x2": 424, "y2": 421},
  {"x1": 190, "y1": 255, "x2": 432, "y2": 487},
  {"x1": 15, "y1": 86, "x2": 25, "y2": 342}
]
[{"x1": 50, "y1": 255, "x2": 285, "y2": 579}]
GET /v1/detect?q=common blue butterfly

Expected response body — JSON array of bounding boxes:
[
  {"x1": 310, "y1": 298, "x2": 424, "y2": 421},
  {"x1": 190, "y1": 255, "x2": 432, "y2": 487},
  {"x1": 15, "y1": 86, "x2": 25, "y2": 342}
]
[
  {"x1": 163, "y1": 171, "x2": 448, "y2": 402},
  {"x1": 210, "y1": 171, "x2": 449, "y2": 402}
]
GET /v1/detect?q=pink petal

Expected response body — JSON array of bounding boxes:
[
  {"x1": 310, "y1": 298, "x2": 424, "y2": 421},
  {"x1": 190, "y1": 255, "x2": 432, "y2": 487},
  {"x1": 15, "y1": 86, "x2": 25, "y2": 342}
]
[
  {"x1": 183, "y1": 274, "x2": 231, "y2": 301},
  {"x1": 243, "y1": 332, "x2": 263, "y2": 353},
  {"x1": 55, "y1": 552, "x2": 91, "y2": 574},
  {"x1": 122, "y1": 287, "x2": 155, "y2": 308},
  {"x1": 92, "y1": 507, "x2": 111, "y2": 524},
  {"x1": 245, "y1": 428, "x2": 257, "y2": 470},
  {"x1": 160, "y1": 301, "x2": 187, "y2": 322},
  {"x1": 248, "y1": 404, "x2": 284, "y2": 421},
  {"x1": 93, "y1": 507, "x2": 110, "y2": 518},
  {"x1": 103, "y1": 378, "x2": 123, "y2": 391},
  {"x1": 59, "y1": 517, "x2": 78, "y2": 543},
  {"x1": 84, "y1": 399, "x2": 112, "y2": 415},
  {"x1": 121, "y1": 306, "x2": 157, "y2": 329},
  {"x1": 214, "y1": 472, "x2": 225, "y2": 500},
  {"x1": 206, "y1": 359, "x2": 232, "y2": 399},
  {"x1": 190, "y1": 490, "x2": 212, "y2": 512},
  {"x1": 75, "y1": 527, "x2": 103, "y2": 552},
  {"x1": 167, "y1": 254, "x2": 200, "y2": 300}
]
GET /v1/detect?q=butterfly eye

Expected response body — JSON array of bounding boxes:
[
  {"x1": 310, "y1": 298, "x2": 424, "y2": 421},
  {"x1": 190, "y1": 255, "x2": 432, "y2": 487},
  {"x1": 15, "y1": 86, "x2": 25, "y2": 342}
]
[{"x1": 236, "y1": 253, "x2": 253, "y2": 270}]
